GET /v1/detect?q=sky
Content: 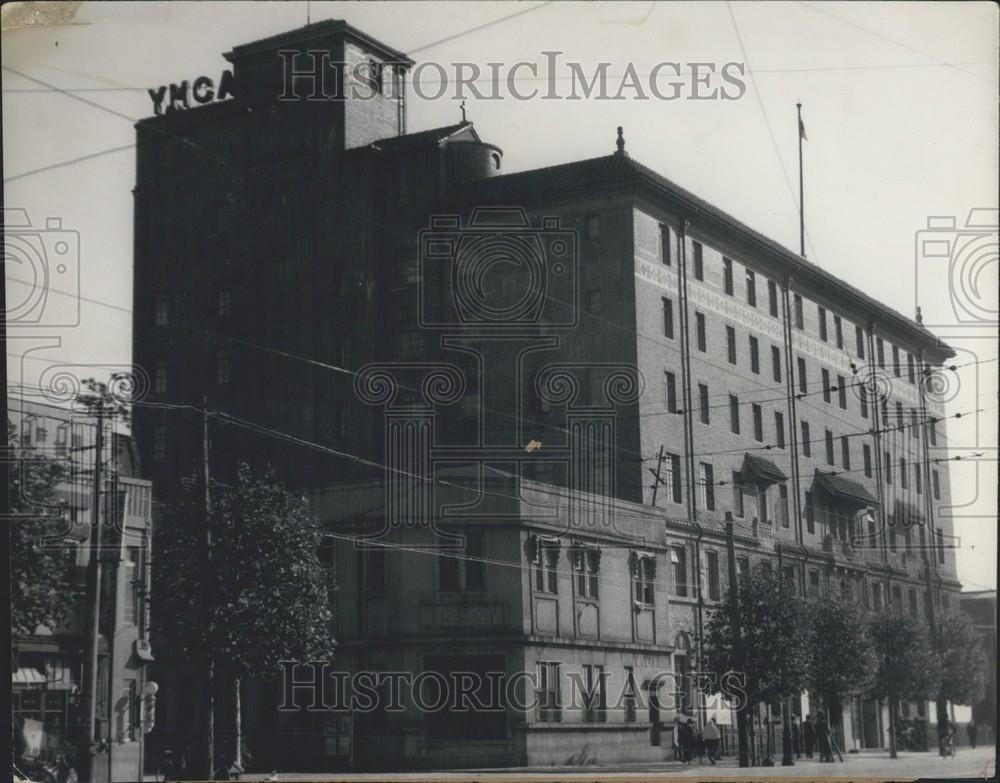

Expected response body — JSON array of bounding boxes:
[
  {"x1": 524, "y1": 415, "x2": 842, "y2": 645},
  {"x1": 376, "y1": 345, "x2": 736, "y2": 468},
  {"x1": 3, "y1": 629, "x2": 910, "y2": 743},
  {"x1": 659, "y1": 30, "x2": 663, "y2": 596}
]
[{"x1": 4, "y1": 1, "x2": 997, "y2": 591}]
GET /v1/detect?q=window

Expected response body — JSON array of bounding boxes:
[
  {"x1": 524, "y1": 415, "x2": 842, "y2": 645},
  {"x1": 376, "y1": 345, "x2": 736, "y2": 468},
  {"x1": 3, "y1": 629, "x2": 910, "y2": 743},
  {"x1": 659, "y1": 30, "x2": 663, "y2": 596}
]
[
  {"x1": 916, "y1": 463, "x2": 922, "y2": 494},
  {"x1": 737, "y1": 557, "x2": 750, "y2": 582},
  {"x1": 907, "y1": 353, "x2": 916, "y2": 383},
  {"x1": 837, "y1": 376, "x2": 847, "y2": 409},
  {"x1": 153, "y1": 425, "x2": 167, "y2": 461},
  {"x1": 632, "y1": 553, "x2": 655, "y2": 605},
  {"x1": 746, "y1": 269, "x2": 757, "y2": 306},
  {"x1": 154, "y1": 360, "x2": 168, "y2": 394},
  {"x1": 873, "y1": 582, "x2": 883, "y2": 612},
  {"x1": 900, "y1": 458, "x2": 908, "y2": 489},
  {"x1": 891, "y1": 585, "x2": 902, "y2": 612},
  {"x1": 860, "y1": 384, "x2": 869, "y2": 418},
  {"x1": 822, "y1": 369, "x2": 831, "y2": 403},
  {"x1": 587, "y1": 290, "x2": 602, "y2": 314},
  {"x1": 775, "y1": 412, "x2": 785, "y2": 449},
  {"x1": 723, "y1": 257, "x2": 734, "y2": 295},
  {"x1": 855, "y1": 325, "x2": 865, "y2": 358},
  {"x1": 841, "y1": 437, "x2": 851, "y2": 470},
  {"x1": 768, "y1": 280, "x2": 779, "y2": 317},
  {"x1": 808, "y1": 569, "x2": 820, "y2": 597},
  {"x1": 729, "y1": 395, "x2": 741, "y2": 434},
  {"x1": 664, "y1": 371, "x2": 678, "y2": 413},
  {"x1": 908, "y1": 588, "x2": 918, "y2": 619},
  {"x1": 749, "y1": 336, "x2": 760, "y2": 374},
  {"x1": 834, "y1": 315, "x2": 843, "y2": 349},
  {"x1": 797, "y1": 357, "x2": 807, "y2": 394},
  {"x1": 929, "y1": 418, "x2": 937, "y2": 445},
  {"x1": 936, "y1": 530, "x2": 945, "y2": 564},
  {"x1": 124, "y1": 547, "x2": 142, "y2": 626},
  {"x1": 733, "y1": 472, "x2": 746, "y2": 518},
  {"x1": 582, "y1": 664, "x2": 607, "y2": 723},
  {"x1": 895, "y1": 401, "x2": 904, "y2": 432},
  {"x1": 217, "y1": 289, "x2": 231, "y2": 317},
  {"x1": 368, "y1": 59, "x2": 385, "y2": 94},
  {"x1": 706, "y1": 550, "x2": 721, "y2": 600},
  {"x1": 574, "y1": 546, "x2": 600, "y2": 599},
  {"x1": 55, "y1": 424, "x2": 68, "y2": 455},
  {"x1": 863, "y1": 444, "x2": 872, "y2": 477},
  {"x1": 671, "y1": 546, "x2": 688, "y2": 597},
  {"x1": 726, "y1": 326, "x2": 737, "y2": 365},
  {"x1": 533, "y1": 539, "x2": 559, "y2": 594},
  {"x1": 885, "y1": 451, "x2": 893, "y2": 484},
  {"x1": 154, "y1": 294, "x2": 169, "y2": 326},
  {"x1": 910, "y1": 409, "x2": 919, "y2": 439},
  {"x1": 537, "y1": 662, "x2": 561, "y2": 722},
  {"x1": 662, "y1": 297, "x2": 674, "y2": 339},
  {"x1": 692, "y1": 240, "x2": 703, "y2": 279},
  {"x1": 216, "y1": 351, "x2": 231, "y2": 386},
  {"x1": 121, "y1": 679, "x2": 139, "y2": 741},
  {"x1": 825, "y1": 430, "x2": 835, "y2": 465},
  {"x1": 805, "y1": 490, "x2": 815, "y2": 534},
  {"x1": 698, "y1": 384, "x2": 710, "y2": 425},
  {"x1": 665, "y1": 453, "x2": 683, "y2": 503},
  {"x1": 623, "y1": 667, "x2": 638, "y2": 723},
  {"x1": 771, "y1": 346, "x2": 782, "y2": 382},
  {"x1": 876, "y1": 337, "x2": 885, "y2": 368},
  {"x1": 932, "y1": 470, "x2": 941, "y2": 499},
  {"x1": 699, "y1": 463, "x2": 715, "y2": 511},
  {"x1": 367, "y1": 546, "x2": 387, "y2": 594},
  {"x1": 801, "y1": 420, "x2": 811, "y2": 456},
  {"x1": 752, "y1": 404, "x2": 763, "y2": 442},
  {"x1": 696, "y1": 312, "x2": 706, "y2": 352},
  {"x1": 779, "y1": 484, "x2": 789, "y2": 528},
  {"x1": 818, "y1": 306, "x2": 828, "y2": 342},
  {"x1": 660, "y1": 224, "x2": 672, "y2": 266},
  {"x1": 794, "y1": 294, "x2": 804, "y2": 329}
]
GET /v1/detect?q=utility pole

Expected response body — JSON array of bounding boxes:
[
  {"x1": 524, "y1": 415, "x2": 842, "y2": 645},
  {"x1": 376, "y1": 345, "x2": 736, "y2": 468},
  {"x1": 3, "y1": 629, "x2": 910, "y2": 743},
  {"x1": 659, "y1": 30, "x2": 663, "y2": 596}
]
[
  {"x1": 82, "y1": 404, "x2": 105, "y2": 781},
  {"x1": 777, "y1": 544, "x2": 794, "y2": 766},
  {"x1": 725, "y1": 513, "x2": 750, "y2": 767},
  {"x1": 201, "y1": 399, "x2": 215, "y2": 779}
]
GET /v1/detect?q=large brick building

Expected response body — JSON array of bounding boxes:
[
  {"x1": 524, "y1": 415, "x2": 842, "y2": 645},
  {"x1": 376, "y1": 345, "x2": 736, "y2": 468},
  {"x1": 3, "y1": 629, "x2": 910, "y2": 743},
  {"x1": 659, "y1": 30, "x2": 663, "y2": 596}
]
[{"x1": 133, "y1": 19, "x2": 964, "y2": 771}]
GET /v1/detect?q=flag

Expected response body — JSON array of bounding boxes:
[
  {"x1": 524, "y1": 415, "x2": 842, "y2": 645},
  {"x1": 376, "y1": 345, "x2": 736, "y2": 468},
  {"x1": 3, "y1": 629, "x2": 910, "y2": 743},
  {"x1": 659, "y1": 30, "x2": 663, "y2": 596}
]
[{"x1": 799, "y1": 114, "x2": 808, "y2": 141}]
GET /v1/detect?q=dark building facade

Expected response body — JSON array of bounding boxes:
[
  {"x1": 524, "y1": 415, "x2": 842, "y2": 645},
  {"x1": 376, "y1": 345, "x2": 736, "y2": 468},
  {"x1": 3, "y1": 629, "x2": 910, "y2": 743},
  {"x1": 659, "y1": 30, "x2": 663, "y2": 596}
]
[{"x1": 133, "y1": 19, "x2": 965, "y2": 771}]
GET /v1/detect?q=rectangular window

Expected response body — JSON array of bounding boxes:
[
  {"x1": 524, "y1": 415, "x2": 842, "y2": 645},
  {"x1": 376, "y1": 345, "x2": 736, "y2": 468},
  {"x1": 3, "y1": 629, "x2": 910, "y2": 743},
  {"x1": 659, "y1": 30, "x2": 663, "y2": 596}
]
[
  {"x1": 908, "y1": 589, "x2": 918, "y2": 619},
  {"x1": 907, "y1": 353, "x2": 916, "y2": 384},
  {"x1": 805, "y1": 490, "x2": 815, "y2": 534},
  {"x1": 929, "y1": 418, "x2": 937, "y2": 445},
  {"x1": 900, "y1": 458, "x2": 908, "y2": 489},
  {"x1": 737, "y1": 557, "x2": 750, "y2": 583},
  {"x1": 891, "y1": 345, "x2": 901, "y2": 377},
  {"x1": 707, "y1": 550, "x2": 721, "y2": 600},
  {"x1": 910, "y1": 409, "x2": 919, "y2": 439},
  {"x1": 797, "y1": 357, "x2": 807, "y2": 394},
  {"x1": 665, "y1": 371, "x2": 678, "y2": 414},
  {"x1": 216, "y1": 351, "x2": 231, "y2": 386},
  {"x1": 671, "y1": 546, "x2": 688, "y2": 597},
  {"x1": 834, "y1": 315, "x2": 843, "y2": 349},
  {"x1": 818, "y1": 306, "x2": 828, "y2": 342},
  {"x1": 895, "y1": 401, "x2": 904, "y2": 432},
  {"x1": 822, "y1": 369, "x2": 831, "y2": 403},
  {"x1": 692, "y1": 240, "x2": 703, "y2": 280},
  {"x1": 699, "y1": 463, "x2": 715, "y2": 511},
  {"x1": 575, "y1": 547, "x2": 600, "y2": 600},
  {"x1": 623, "y1": 667, "x2": 637, "y2": 723},
  {"x1": 699, "y1": 384, "x2": 710, "y2": 425},
  {"x1": 537, "y1": 662, "x2": 561, "y2": 722},
  {"x1": 749, "y1": 336, "x2": 760, "y2": 374},
  {"x1": 779, "y1": 484, "x2": 789, "y2": 528},
  {"x1": 632, "y1": 554, "x2": 655, "y2": 605},
  {"x1": 660, "y1": 224, "x2": 672, "y2": 266},
  {"x1": 808, "y1": 569, "x2": 820, "y2": 597},
  {"x1": 801, "y1": 420, "x2": 811, "y2": 457},
  {"x1": 936, "y1": 530, "x2": 945, "y2": 564},
  {"x1": 723, "y1": 257, "x2": 734, "y2": 295},
  {"x1": 873, "y1": 582, "x2": 883, "y2": 612},
  {"x1": 752, "y1": 404, "x2": 763, "y2": 442},
  {"x1": 856, "y1": 325, "x2": 866, "y2": 358},
  {"x1": 838, "y1": 376, "x2": 847, "y2": 409},
  {"x1": 665, "y1": 453, "x2": 683, "y2": 504},
  {"x1": 794, "y1": 294, "x2": 804, "y2": 329},
  {"x1": 933, "y1": 470, "x2": 941, "y2": 499},
  {"x1": 154, "y1": 294, "x2": 169, "y2": 326},
  {"x1": 877, "y1": 337, "x2": 885, "y2": 368},
  {"x1": 863, "y1": 444, "x2": 872, "y2": 477},
  {"x1": 841, "y1": 437, "x2": 851, "y2": 470},
  {"x1": 726, "y1": 326, "x2": 737, "y2": 365},
  {"x1": 696, "y1": 312, "x2": 706, "y2": 352},
  {"x1": 733, "y1": 472, "x2": 746, "y2": 518},
  {"x1": 825, "y1": 430, "x2": 835, "y2": 465},
  {"x1": 582, "y1": 664, "x2": 607, "y2": 723},
  {"x1": 730, "y1": 395, "x2": 741, "y2": 434},
  {"x1": 154, "y1": 360, "x2": 168, "y2": 395},
  {"x1": 662, "y1": 297, "x2": 674, "y2": 339},
  {"x1": 860, "y1": 384, "x2": 869, "y2": 418},
  {"x1": 775, "y1": 412, "x2": 785, "y2": 449},
  {"x1": 533, "y1": 539, "x2": 559, "y2": 594},
  {"x1": 124, "y1": 547, "x2": 142, "y2": 627},
  {"x1": 746, "y1": 269, "x2": 757, "y2": 307},
  {"x1": 916, "y1": 463, "x2": 922, "y2": 495},
  {"x1": 772, "y1": 346, "x2": 782, "y2": 383},
  {"x1": 153, "y1": 425, "x2": 167, "y2": 461},
  {"x1": 768, "y1": 280, "x2": 779, "y2": 317},
  {"x1": 885, "y1": 451, "x2": 893, "y2": 484}
]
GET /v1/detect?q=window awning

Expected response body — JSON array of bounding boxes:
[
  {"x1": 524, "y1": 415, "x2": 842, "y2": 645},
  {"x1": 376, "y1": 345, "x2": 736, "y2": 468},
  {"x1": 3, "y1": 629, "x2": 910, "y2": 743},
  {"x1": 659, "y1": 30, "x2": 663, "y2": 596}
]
[
  {"x1": 740, "y1": 454, "x2": 788, "y2": 484},
  {"x1": 814, "y1": 470, "x2": 878, "y2": 507},
  {"x1": 12, "y1": 668, "x2": 46, "y2": 687}
]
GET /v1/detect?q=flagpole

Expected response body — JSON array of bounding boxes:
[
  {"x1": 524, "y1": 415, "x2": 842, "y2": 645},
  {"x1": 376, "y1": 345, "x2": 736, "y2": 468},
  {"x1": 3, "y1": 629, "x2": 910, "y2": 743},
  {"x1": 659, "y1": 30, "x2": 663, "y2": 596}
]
[{"x1": 797, "y1": 102, "x2": 805, "y2": 258}]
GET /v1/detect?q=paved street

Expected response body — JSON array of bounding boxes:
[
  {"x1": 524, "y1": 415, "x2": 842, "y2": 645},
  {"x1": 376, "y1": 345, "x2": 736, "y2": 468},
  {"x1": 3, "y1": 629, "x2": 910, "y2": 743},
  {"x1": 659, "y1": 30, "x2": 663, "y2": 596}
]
[{"x1": 214, "y1": 747, "x2": 996, "y2": 781}]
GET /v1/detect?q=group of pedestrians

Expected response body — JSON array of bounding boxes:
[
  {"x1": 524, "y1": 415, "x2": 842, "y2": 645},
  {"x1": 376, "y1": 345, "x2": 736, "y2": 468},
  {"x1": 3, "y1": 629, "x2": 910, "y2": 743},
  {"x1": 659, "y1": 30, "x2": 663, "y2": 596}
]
[{"x1": 675, "y1": 717, "x2": 723, "y2": 765}]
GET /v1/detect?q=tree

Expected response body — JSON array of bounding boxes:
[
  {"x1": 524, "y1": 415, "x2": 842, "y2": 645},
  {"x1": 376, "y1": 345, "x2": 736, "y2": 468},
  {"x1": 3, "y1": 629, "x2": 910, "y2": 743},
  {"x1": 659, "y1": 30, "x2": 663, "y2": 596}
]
[
  {"x1": 153, "y1": 463, "x2": 335, "y2": 777},
  {"x1": 703, "y1": 563, "x2": 811, "y2": 763},
  {"x1": 9, "y1": 422, "x2": 80, "y2": 635},
  {"x1": 867, "y1": 613, "x2": 940, "y2": 759},
  {"x1": 805, "y1": 594, "x2": 876, "y2": 724},
  {"x1": 934, "y1": 610, "x2": 988, "y2": 730}
]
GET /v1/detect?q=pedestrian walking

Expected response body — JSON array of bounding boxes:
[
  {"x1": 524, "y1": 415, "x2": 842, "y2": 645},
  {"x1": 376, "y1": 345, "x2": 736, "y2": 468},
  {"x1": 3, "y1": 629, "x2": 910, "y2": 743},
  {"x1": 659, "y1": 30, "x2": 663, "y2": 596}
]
[
  {"x1": 967, "y1": 720, "x2": 978, "y2": 750},
  {"x1": 791, "y1": 715, "x2": 801, "y2": 758},
  {"x1": 803, "y1": 714, "x2": 816, "y2": 759},
  {"x1": 703, "y1": 717, "x2": 722, "y2": 764},
  {"x1": 815, "y1": 711, "x2": 834, "y2": 762}
]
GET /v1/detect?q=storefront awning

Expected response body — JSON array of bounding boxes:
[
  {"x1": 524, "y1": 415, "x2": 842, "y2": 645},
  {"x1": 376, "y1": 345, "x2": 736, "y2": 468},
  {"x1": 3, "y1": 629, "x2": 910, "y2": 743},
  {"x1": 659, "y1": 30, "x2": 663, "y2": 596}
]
[
  {"x1": 814, "y1": 470, "x2": 878, "y2": 507},
  {"x1": 740, "y1": 454, "x2": 788, "y2": 484},
  {"x1": 12, "y1": 668, "x2": 46, "y2": 687}
]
